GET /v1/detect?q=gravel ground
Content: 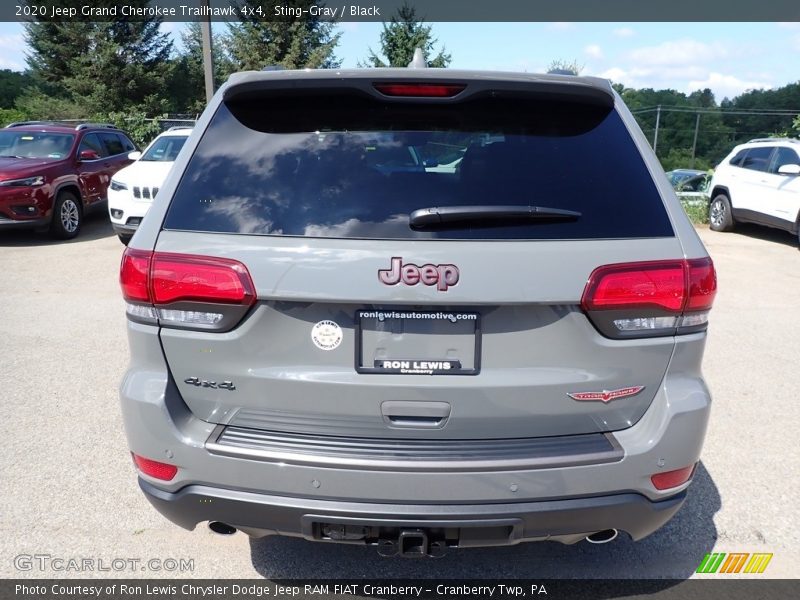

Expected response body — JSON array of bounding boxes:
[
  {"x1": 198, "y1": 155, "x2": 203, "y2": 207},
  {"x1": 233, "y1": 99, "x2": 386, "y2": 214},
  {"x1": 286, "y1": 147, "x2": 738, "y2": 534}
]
[{"x1": 0, "y1": 215, "x2": 797, "y2": 580}]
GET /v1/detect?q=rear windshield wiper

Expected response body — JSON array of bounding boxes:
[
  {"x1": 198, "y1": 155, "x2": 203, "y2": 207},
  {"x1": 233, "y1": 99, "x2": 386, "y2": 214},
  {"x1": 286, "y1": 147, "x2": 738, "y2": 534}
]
[
  {"x1": 0, "y1": 154, "x2": 26, "y2": 159},
  {"x1": 409, "y1": 205, "x2": 581, "y2": 229}
]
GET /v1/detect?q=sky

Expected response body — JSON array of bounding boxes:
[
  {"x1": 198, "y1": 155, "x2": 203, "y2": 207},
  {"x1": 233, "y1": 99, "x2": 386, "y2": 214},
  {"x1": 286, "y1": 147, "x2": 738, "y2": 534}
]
[{"x1": 1, "y1": 21, "x2": 799, "y2": 102}]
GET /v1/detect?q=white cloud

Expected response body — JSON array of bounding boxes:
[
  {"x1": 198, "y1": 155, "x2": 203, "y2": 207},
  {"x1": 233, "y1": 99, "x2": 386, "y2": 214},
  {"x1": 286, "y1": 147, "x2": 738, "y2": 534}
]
[
  {"x1": 628, "y1": 39, "x2": 730, "y2": 66},
  {"x1": 613, "y1": 27, "x2": 635, "y2": 38},
  {"x1": 584, "y1": 44, "x2": 603, "y2": 59},
  {"x1": 0, "y1": 34, "x2": 25, "y2": 70},
  {"x1": 687, "y1": 72, "x2": 773, "y2": 99}
]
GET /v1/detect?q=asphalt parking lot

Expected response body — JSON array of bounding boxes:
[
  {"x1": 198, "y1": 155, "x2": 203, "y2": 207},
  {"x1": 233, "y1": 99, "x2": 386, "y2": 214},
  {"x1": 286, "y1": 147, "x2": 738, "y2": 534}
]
[{"x1": 1, "y1": 214, "x2": 797, "y2": 579}]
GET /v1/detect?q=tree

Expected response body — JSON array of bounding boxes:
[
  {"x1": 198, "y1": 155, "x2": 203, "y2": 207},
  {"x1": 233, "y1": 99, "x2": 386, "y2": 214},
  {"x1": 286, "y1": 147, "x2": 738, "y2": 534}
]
[
  {"x1": 227, "y1": 1, "x2": 340, "y2": 70},
  {"x1": 547, "y1": 59, "x2": 583, "y2": 75},
  {"x1": 0, "y1": 69, "x2": 36, "y2": 109},
  {"x1": 24, "y1": 1, "x2": 173, "y2": 115},
  {"x1": 361, "y1": 3, "x2": 451, "y2": 68},
  {"x1": 169, "y1": 22, "x2": 235, "y2": 114}
]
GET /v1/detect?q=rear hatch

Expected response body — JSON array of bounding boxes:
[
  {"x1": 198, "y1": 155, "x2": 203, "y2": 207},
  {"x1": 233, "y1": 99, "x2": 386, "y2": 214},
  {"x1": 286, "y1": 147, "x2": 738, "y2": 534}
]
[{"x1": 136, "y1": 73, "x2": 700, "y2": 440}]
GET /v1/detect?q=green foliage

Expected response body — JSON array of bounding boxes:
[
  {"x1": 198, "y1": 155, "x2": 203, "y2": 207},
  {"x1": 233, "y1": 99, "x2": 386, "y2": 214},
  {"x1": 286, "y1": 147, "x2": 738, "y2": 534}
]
[
  {"x1": 24, "y1": 2, "x2": 173, "y2": 114},
  {"x1": 793, "y1": 115, "x2": 800, "y2": 135},
  {"x1": 0, "y1": 69, "x2": 35, "y2": 109},
  {"x1": 92, "y1": 111, "x2": 164, "y2": 148},
  {"x1": 659, "y1": 148, "x2": 713, "y2": 172},
  {"x1": 227, "y1": 1, "x2": 341, "y2": 70},
  {"x1": 169, "y1": 22, "x2": 235, "y2": 114},
  {"x1": 681, "y1": 199, "x2": 710, "y2": 225},
  {"x1": 0, "y1": 107, "x2": 27, "y2": 127},
  {"x1": 361, "y1": 3, "x2": 451, "y2": 68},
  {"x1": 14, "y1": 90, "x2": 89, "y2": 120},
  {"x1": 547, "y1": 60, "x2": 583, "y2": 75}
]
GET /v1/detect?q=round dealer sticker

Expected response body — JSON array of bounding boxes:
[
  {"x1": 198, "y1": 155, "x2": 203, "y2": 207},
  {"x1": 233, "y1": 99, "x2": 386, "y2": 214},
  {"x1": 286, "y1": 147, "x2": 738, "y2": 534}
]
[{"x1": 311, "y1": 320, "x2": 343, "y2": 351}]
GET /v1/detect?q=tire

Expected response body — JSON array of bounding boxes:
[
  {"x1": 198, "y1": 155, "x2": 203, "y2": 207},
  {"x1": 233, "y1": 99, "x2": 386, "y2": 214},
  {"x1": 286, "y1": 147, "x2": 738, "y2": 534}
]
[
  {"x1": 50, "y1": 191, "x2": 82, "y2": 239},
  {"x1": 117, "y1": 233, "x2": 132, "y2": 246},
  {"x1": 709, "y1": 194, "x2": 734, "y2": 232}
]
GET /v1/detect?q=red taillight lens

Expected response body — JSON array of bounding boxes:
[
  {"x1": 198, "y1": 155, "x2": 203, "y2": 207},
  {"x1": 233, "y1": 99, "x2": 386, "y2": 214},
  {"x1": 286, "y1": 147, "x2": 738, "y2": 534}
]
[
  {"x1": 651, "y1": 464, "x2": 696, "y2": 490},
  {"x1": 686, "y1": 257, "x2": 717, "y2": 311},
  {"x1": 120, "y1": 248, "x2": 152, "y2": 302},
  {"x1": 582, "y1": 260, "x2": 686, "y2": 312},
  {"x1": 581, "y1": 258, "x2": 717, "y2": 338},
  {"x1": 373, "y1": 83, "x2": 466, "y2": 97},
  {"x1": 150, "y1": 253, "x2": 255, "y2": 305},
  {"x1": 132, "y1": 453, "x2": 177, "y2": 481}
]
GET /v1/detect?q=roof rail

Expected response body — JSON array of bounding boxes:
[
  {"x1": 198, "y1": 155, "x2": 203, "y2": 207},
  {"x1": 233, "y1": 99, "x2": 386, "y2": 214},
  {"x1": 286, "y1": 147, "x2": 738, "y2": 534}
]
[
  {"x1": 5, "y1": 120, "x2": 72, "y2": 128},
  {"x1": 747, "y1": 137, "x2": 800, "y2": 144},
  {"x1": 75, "y1": 122, "x2": 119, "y2": 131}
]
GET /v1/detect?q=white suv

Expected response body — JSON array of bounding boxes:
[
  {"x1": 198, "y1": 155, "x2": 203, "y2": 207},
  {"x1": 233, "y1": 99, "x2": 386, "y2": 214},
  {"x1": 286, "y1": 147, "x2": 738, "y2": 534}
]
[
  {"x1": 708, "y1": 138, "x2": 800, "y2": 244},
  {"x1": 108, "y1": 127, "x2": 192, "y2": 244}
]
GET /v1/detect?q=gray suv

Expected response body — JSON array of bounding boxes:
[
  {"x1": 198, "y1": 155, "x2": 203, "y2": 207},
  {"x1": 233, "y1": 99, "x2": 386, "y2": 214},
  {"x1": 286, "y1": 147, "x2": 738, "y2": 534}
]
[{"x1": 119, "y1": 68, "x2": 717, "y2": 557}]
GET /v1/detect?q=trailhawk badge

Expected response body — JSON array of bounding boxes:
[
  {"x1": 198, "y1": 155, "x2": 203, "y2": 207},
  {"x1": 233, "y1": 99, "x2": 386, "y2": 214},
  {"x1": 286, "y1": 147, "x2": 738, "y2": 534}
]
[{"x1": 567, "y1": 386, "x2": 645, "y2": 403}]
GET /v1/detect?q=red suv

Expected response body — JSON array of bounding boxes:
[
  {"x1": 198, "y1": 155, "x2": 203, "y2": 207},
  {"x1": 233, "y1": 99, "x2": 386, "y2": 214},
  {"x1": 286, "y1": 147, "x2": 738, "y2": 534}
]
[{"x1": 0, "y1": 121, "x2": 137, "y2": 239}]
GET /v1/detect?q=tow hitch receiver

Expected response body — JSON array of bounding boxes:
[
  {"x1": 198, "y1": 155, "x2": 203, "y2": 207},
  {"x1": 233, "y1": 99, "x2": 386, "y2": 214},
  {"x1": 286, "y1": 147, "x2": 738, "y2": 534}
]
[{"x1": 377, "y1": 529, "x2": 447, "y2": 558}]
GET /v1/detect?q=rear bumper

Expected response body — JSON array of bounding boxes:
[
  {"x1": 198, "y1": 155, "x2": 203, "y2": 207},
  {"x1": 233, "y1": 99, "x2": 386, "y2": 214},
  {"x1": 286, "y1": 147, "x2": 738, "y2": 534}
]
[{"x1": 140, "y1": 478, "x2": 686, "y2": 545}]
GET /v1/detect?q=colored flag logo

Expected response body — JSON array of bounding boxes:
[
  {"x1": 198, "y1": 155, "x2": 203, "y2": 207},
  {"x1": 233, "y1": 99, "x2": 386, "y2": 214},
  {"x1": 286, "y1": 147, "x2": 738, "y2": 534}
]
[{"x1": 696, "y1": 552, "x2": 773, "y2": 574}]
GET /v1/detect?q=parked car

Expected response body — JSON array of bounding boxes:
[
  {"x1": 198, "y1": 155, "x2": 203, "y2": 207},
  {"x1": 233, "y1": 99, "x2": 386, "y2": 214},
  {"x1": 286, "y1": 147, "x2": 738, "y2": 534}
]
[
  {"x1": 708, "y1": 138, "x2": 800, "y2": 243},
  {"x1": 119, "y1": 68, "x2": 716, "y2": 556},
  {"x1": 0, "y1": 121, "x2": 136, "y2": 239},
  {"x1": 108, "y1": 127, "x2": 192, "y2": 244},
  {"x1": 666, "y1": 169, "x2": 711, "y2": 206}
]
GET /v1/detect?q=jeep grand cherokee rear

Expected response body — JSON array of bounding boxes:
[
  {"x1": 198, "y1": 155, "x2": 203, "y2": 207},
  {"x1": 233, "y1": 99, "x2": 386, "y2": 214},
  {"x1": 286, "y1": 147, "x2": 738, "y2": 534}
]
[{"x1": 119, "y1": 69, "x2": 716, "y2": 555}]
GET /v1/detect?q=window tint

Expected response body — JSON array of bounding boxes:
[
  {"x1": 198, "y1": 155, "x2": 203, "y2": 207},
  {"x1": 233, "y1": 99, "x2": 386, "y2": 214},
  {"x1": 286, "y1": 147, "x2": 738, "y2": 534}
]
[
  {"x1": 78, "y1": 133, "x2": 107, "y2": 159},
  {"x1": 769, "y1": 147, "x2": 800, "y2": 174},
  {"x1": 0, "y1": 131, "x2": 74, "y2": 159},
  {"x1": 99, "y1": 132, "x2": 124, "y2": 156},
  {"x1": 164, "y1": 93, "x2": 673, "y2": 240},
  {"x1": 739, "y1": 147, "x2": 773, "y2": 172},
  {"x1": 119, "y1": 134, "x2": 136, "y2": 153},
  {"x1": 730, "y1": 149, "x2": 748, "y2": 167},
  {"x1": 141, "y1": 136, "x2": 187, "y2": 162}
]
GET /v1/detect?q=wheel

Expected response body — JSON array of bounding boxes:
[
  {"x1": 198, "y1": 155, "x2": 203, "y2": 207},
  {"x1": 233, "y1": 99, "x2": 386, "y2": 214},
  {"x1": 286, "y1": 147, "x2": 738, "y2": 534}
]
[
  {"x1": 117, "y1": 233, "x2": 132, "y2": 246},
  {"x1": 50, "y1": 191, "x2": 82, "y2": 239},
  {"x1": 709, "y1": 194, "x2": 734, "y2": 232}
]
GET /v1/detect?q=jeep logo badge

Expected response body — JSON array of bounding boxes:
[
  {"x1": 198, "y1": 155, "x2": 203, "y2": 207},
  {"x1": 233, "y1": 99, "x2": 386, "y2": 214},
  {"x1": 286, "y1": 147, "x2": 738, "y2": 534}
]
[{"x1": 378, "y1": 257, "x2": 459, "y2": 291}]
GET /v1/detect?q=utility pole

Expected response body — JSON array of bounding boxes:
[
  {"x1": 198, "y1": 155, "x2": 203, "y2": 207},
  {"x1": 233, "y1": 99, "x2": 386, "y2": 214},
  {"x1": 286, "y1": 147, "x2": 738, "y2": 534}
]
[
  {"x1": 200, "y1": 0, "x2": 214, "y2": 104},
  {"x1": 653, "y1": 105, "x2": 661, "y2": 153},
  {"x1": 691, "y1": 113, "x2": 701, "y2": 169}
]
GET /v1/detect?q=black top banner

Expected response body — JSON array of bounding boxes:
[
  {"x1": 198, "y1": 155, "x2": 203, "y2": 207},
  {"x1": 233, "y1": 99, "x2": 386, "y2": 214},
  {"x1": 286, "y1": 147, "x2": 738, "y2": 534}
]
[{"x1": 5, "y1": 0, "x2": 800, "y2": 22}]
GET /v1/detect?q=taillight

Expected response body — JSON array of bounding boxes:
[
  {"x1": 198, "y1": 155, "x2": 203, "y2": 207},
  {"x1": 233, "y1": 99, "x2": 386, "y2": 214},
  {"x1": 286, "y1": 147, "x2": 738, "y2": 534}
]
[
  {"x1": 132, "y1": 453, "x2": 178, "y2": 481},
  {"x1": 581, "y1": 258, "x2": 717, "y2": 338},
  {"x1": 651, "y1": 464, "x2": 696, "y2": 490},
  {"x1": 373, "y1": 83, "x2": 466, "y2": 97},
  {"x1": 120, "y1": 248, "x2": 256, "y2": 331}
]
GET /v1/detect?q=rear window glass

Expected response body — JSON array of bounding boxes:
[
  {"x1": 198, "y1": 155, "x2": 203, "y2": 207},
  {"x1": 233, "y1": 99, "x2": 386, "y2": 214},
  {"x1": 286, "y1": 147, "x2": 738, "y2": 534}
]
[{"x1": 164, "y1": 92, "x2": 673, "y2": 240}]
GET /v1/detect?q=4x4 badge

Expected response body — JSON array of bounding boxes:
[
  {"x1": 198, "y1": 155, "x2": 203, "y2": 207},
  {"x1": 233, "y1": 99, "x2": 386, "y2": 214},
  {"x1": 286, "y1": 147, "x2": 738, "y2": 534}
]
[
  {"x1": 567, "y1": 386, "x2": 645, "y2": 403},
  {"x1": 378, "y1": 257, "x2": 459, "y2": 291}
]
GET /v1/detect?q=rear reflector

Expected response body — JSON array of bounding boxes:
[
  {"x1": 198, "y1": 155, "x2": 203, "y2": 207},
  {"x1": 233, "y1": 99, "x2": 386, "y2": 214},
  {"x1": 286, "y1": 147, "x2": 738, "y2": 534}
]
[
  {"x1": 373, "y1": 83, "x2": 466, "y2": 97},
  {"x1": 651, "y1": 464, "x2": 696, "y2": 490},
  {"x1": 131, "y1": 453, "x2": 177, "y2": 481}
]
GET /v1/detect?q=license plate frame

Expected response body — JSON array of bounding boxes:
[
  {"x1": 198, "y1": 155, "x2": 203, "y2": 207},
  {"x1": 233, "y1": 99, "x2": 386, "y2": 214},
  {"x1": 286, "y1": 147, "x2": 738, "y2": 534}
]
[{"x1": 354, "y1": 309, "x2": 481, "y2": 375}]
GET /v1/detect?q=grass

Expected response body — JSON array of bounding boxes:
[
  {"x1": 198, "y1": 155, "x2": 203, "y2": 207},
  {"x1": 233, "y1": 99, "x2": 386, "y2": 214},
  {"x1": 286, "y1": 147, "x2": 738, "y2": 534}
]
[{"x1": 680, "y1": 198, "x2": 709, "y2": 225}]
